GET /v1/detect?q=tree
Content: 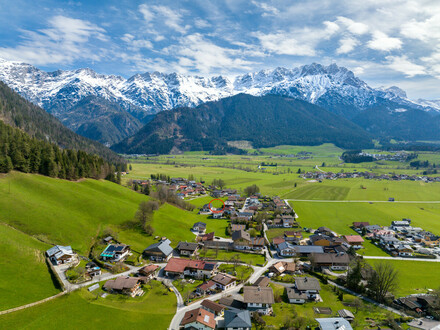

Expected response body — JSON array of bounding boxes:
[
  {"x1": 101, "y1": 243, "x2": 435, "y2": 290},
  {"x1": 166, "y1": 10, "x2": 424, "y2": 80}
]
[
  {"x1": 244, "y1": 184, "x2": 260, "y2": 196},
  {"x1": 129, "y1": 164, "x2": 132, "y2": 171},
  {"x1": 347, "y1": 258, "x2": 364, "y2": 292},
  {"x1": 142, "y1": 184, "x2": 150, "y2": 195},
  {"x1": 249, "y1": 228, "x2": 258, "y2": 237},
  {"x1": 368, "y1": 262, "x2": 399, "y2": 302},
  {"x1": 297, "y1": 168, "x2": 301, "y2": 174}
]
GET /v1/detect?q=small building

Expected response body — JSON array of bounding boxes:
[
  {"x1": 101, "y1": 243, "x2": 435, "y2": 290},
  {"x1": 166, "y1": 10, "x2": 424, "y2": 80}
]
[
  {"x1": 200, "y1": 299, "x2": 224, "y2": 316},
  {"x1": 85, "y1": 262, "x2": 101, "y2": 277},
  {"x1": 138, "y1": 264, "x2": 160, "y2": 279},
  {"x1": 269, "y1": 261, "x2": 296, "y2": 275},
  {"x1": 338, "y1": 309, "x2": 355, "y2": 322},
  {"x1": 243, "y1": 286, "x2": 275, "y2": 315},
  {"x1": 143, "y1": 239, "x2": 173, "y2": 262},
  {"x1": 294, "y1": 277, "x2": 321, "y2": 301},
  {"x1": 46, "y1": 245, "x2": 76, "y2": 265},
  {"x1": 197, "y1": 280, "x2": 217, "y2": 295},
  {"x1": 232, "y1": 230, "x2": 251, "y2": 249},
  {"x1": 223, "y1": 309, "x2": 252, "y2": 330},
  {"x1": 100, "y1": 244, "x2": 130, "y2": 262},
  {"x1": 231, "y1": 224, "x2": 246, "y2": 232},
  {"x1": 284, "y1": 231, "x2": 303, "y2": 243},
  {"x1": 293, "y1": 245, "x2": 324, "y2": 257},
  {"x1": 103, "y1": 276, "x2": 143, "y2": 297},
  {"x1": 352, "y1": 222, "x2": 370, "y2": 229},
  {"x1": 198, "y1": 232, "x2": 215, "y2": 242},
  {"x1": 180, "y1": 307, "x2": 215, "y2": 330},
  {"x1": 312, "y1": 253, "x2": 350, "y2": 270},
  {"x1": 164, "y1": 258, "x2": 218, "y2": 279},
  {"x1": 212, "y1": 273, "x2": 236, "y2": 290},
  {"x1": 286, "y1": 288, "x2": 308, "y2": 304},
  {"x1": 253, "y1": 276, "x2": 270, "y2": 287},
  {"x1": 316, "y1": 317, "x2": 353, "y2": 330},
  {"x1": 343, "y1": 235, "x2": 364, "y2": 247},
  {"x1": 177, "y1": 242, "x2": 200, "y2": 256},
  {"x1": 192, "y1": 222, "x2": 207, "y2": 234}
]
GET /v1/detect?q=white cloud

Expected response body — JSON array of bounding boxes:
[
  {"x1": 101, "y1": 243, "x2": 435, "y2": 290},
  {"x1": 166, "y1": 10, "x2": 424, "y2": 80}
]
[
  {"x1": 336, "y1": 16, "x2": 369, "y2": 35},
  {"x1": 386, "y1": 55, "x2": 426, "y2": 77},
  {"x1": 401, "y1": 14, "x2": 440, "y2": 42},
  {"x1": 251, "y1": 1, "x2": 280, "y2": 16},
  {"x1": 336, "y1": 37, "x2": 359, "y2": 54},
  {"x1": 0, "y1": 15, "x2": 106, "y2": 65},
  {"x1": 367, "y1": 31, "x2": 402, "y2": 51},
  {"x1": 194, "y1": 19, "x2": 211, "y2": 29},
  {"x1": 138, "y1": 4, "x2": 188, "y2": 34},
  {"x1": 121, "y1": 33, "x2": 153, "y2": 50}
]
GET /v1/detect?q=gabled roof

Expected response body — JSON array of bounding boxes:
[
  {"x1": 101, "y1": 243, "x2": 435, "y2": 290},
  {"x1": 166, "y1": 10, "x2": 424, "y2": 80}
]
[
  {"x1": 103, "y1": 276, "x2": 139, "y2": 290},
  {"x1": 338, "y1": 309, "x2": 355, "y2": 319},
  {"x1": 232, "y1": 230, "x2": 251, "y2": 242},
  {"x1": 180, "y1": 308, "x2": 215, "y2": 329},
  {"x1": 46, "y1": 245, "x2": 74, "y2": 259},
  {"x1": 294, "y1": 245, "x2": 324, "y2": 254},
  {"x1": 243, "y1": 286, "x2": 274, "y2": 304},
  {"x1": 343, "y1": 235, "x2": 364, "y2": 243},
  {"x1": 200, "y1": 299, "x2": 224, "y2": 313},
  {"x1": 198, "y1": 280, "x2": 216, "y2": 291},
  {"x1": 139, "y1": 264, "x2": 159, "y2": 275},
  {"x1": 143, "y1": 239, "x2": 173, "y2": 256},
  {"x1": 212, "y1": 273, "x2": 236, "y2": 286},
  {"x1": 312, "y1": 253, "x2": 350, "y2": 265},
  {"x1": 295, "y1": 277, "x2": 321, "y2": 291},
  {"x1": 253, "y1": 276, "x2": 270, "y2": 287},
  {"x1": 224, "y1": 309, "x2": 252, "y2": 328},
  {"x1": 164, "y1": 258, "x2": 216, "y2": 273},
  {"x1": 286, "y1": 288, "x2": 308, "y2": 300},
  {"x1": 177, "y1": 242, "x2": 199, "y2": 251},
  {"x1": 272, "y1": 237, "x2": 286, "y2": 245}
]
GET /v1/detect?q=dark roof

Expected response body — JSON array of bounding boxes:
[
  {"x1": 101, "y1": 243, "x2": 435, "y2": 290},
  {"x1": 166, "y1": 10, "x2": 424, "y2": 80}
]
[
  {"x1": 243, "y1": 286, "x2": 275, "y2": 304},
  {"x1": 200, "y1": 299, "x2": 224, "y2": 313},
  {"x1": 193, "y1": 222, "x2": 207, "y2": 228},
  {"x1": 312, "y1": 253, "x2": 350, "y2": 265},
  {"x1": 295, "y1": 277, "x2": 321, "y2": 291},
  {"x1": 212, "y1": 273, "x2": 236, "y2": 286},
  {"x1": 177, "y1": 242, "x2": 199, "y2": 251},
  {"x1": 224, "y1": 309, "x2": 252, "y2": 328},
  {"x1": 232, "y1": 230, "x2": 251, "y2": 242},
  {"x1": 253, "y1": 276, "x2": 270, "y2": 287},
  {"x1": 338, "y1": 309, "x2": 355, "y2": 319},
  {"x1": 286, "y1": 288, "x2": 308, "y2": 300},
  {"x1": 143, "y1": 239, "x2": 173, "y2": 256},
  {"x1": 218, "y1": 296, "x2": 245, "y2": 309}
]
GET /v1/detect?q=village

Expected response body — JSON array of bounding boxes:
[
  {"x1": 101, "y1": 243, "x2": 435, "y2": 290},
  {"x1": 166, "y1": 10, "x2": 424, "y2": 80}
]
[{"x1": 40, "y1": 176, "x2": 440, "y2": 330}]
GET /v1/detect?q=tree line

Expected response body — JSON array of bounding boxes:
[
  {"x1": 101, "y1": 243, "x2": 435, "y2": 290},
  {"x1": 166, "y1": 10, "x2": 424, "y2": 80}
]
[{"x1": 0, "y1": 120, "x2": 125, "y2": 181}]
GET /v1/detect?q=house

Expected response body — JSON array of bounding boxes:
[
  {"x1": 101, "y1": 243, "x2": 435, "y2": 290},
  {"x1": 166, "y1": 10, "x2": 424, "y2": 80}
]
[
  {"x1": 338, "y1": 309, "x2": 355, "y2": 322},
  {"x1": 231, "y1": 224, "x2": 246, "y2": 232},
  {"x1": 281, "y1": 215, "x2": 296, "y2": 228},
  {"x1": 365, "y1": 224, "x2": 382, "y2": 233},
  {"x1": 276, "y1": 241, "x2": 297, "y2": 257},
  {"x1": 197, "y1": 281, "x2": 217, "y2": 295},
  {"x1": 243, "y1": 286, "x2": 275, "y2": 315},
  {"x1": 198, "y1": 232, "x2": 215, "y2": 242},
  {"x1": 272, "y1": 237, "x2": 286, "y2": 247},
  {"x1": 85, "y1": 262, "x2": 101, "y2": 277},
  {"x1": 143, "y1": 239, "x2": 173, "y2": 262},
  {"x1": 294, "y1": 277, "x2": 321, "y2": 301},
  {"x1": 180, "y1": 307, "x2": 215, "y2": 330},
  {"x1": 343, "y1": 235, "x2": 364, "y2": 247},
  {"x1": 138, "y1": 264, "x2": 160, "y2": 279},
  {"x1": 309, "y1": 234, "x2": 343, "y2": 246},
  {"x1": 316, "y1": 318, "x2": 353, "y2": 330},
  {"x1": 218, "y1": 296, "x2": 246, "y2": 310},
  {"x1": 286, "y1": 287, "x2": 308, "y2": 304},
  {"x1": 46, "y1": 245, "x2": 76, "y2": 265},
  {"x1": 212, "y1": 212, "x2": 224, "y2": 219},
  {"x1": 212, "y1": 273, "x2": 236, "y2": 290},
  {"x1": 396, "y1": 244, "x2": 413, "y2": 256},
  {"x1": 250, "y1": 237, "x2": 265, "y2": 251},
  {"x1": 312, "y1": 253, "x2": 350, "y2": 270},
  {"x1": 103, "y1": 276, "x2": 143, "y2": 297},
  {"x1": 315, "y1": 227, "x2": 336, "y2": 237},
  {"x1": 294, "y1": 245, "x2": 324, "y2": 257},
  {"x1": 100, "y1": 244, "x2": 130, "y2": 262},
  {"x1": 253, "y1": 276, "x2": 271, "y2": 287},
  {"x1": 269, "y1": 261, "x2": 296, "y2": 275},
  {"x1": 200, "y1": 299, "x2": 224, "y2": 316},
  {"x1": 223, "y1": 309, "x2": 252, "y2": 330},
  {"x1": 193, "y1": 222, "x2": 207, "y2": 234},
  {"x1": 352, "y1": 222, "x2": 370, "y2": 229},
  {"x1": 177, "y1": 242, "x2": 200, "y2": 256},
  {"x1": 284, "y1": 231, "x2": 303, "y2": 243},
  {"x1": 164, "y1": 258, "x2": 218, "y2": 279}
]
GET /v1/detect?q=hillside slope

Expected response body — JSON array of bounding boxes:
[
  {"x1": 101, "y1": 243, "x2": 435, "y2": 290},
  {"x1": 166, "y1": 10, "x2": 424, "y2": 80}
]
[
  {"x1": 0, "y1": 81, "x2": 122, "y2": 162},
  {"x1": 112, "y1": 94, "x2": 373, "y2": 154}
]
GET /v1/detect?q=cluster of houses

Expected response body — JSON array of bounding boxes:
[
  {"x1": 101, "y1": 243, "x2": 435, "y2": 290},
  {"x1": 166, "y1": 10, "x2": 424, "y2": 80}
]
[
  {"x1": 301, "y1": 170, "x2": 440, "y2": 183},
  {"x1": 395, "y1": 294, "x2": 439, "y2": 317},
  {"x1": 353, "y1": 220, "x2": 440, "y2": 257},
  {"x1": 272, "y1": 227, "x2": 359, "y2": 271}
]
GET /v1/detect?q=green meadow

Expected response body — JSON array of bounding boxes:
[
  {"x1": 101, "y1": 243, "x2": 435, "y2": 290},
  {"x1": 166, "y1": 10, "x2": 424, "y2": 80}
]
[
  {"x1": 0, "y1": 223, "x2": 60, "y2": 310},
  {"x1": 0, "y1": 281, "x2": 175, "y2": 329}
]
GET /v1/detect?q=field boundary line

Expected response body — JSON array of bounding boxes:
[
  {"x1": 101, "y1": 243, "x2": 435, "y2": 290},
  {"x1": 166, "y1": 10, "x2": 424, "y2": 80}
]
[{"x1": 0, "y1": 291, "x2": 67, "y2": 316}]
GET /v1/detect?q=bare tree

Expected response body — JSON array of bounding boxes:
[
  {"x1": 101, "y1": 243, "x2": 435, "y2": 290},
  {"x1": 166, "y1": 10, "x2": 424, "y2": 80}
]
[{"x1": 368, "y1": 262, "x2": 399, "y2": 302}]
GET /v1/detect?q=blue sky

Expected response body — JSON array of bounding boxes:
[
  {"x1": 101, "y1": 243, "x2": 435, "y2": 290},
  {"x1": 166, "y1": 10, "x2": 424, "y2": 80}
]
[{"x1": 0, "y1": 0, "x2": 439, "y2": 99}]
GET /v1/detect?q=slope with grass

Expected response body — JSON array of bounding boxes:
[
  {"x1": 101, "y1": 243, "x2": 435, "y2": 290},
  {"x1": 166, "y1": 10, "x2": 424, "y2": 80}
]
[
  {"x1": 0, "y1": 281, "x2": 175, "y2": 329},
  {"x1": 0, "y1": 172, "x2": 148, "y2": 254},
  {"x1": 0, "y1": 223, "x2": 61, "y2": 310}
]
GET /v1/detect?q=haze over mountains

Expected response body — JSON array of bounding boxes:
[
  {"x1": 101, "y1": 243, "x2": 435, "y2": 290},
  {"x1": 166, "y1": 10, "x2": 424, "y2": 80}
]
[{"x1": 1, "y1": 58, "x2": 440, "y2": 152}]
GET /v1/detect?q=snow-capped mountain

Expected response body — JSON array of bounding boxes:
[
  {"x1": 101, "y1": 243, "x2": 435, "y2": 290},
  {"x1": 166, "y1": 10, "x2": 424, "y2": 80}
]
[{"x1": 1, "y1": 58, "x2": 438, "y2": 118}]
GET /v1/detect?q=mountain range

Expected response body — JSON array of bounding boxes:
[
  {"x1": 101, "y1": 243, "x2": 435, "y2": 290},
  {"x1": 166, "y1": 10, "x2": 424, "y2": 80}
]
[{"x1": 1, "y1": 58, "x2": 440, "y2": 152}]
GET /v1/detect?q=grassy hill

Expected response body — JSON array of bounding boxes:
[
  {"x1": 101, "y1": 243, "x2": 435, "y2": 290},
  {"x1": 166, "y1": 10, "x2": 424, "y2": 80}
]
[{"x1": 0, "y1": 223, "x2": 61, "y2": 310}]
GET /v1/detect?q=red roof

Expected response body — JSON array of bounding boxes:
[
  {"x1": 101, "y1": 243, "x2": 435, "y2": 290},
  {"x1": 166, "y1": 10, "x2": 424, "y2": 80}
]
[
  {"x1": 180, "y1": 308, "x2": 215, "y2": 329},
  {"x1": 353, "y1": 222, "x2": 370, "y2": 228},
  {"x1": 198, "y1": 280, "x2": 216, "y2": 291},
  {"x1": 343, "y1": 235, "x2": 365, "y2": 243},
  {"x1": 200, "y1": 232, "x2": 215, "y2": 241},
  {"x1": 272, "y1": 237, "x2": 285, "y2": 245},
  {"x1": 164, "y1": 258, "x2": 207, "y2": 273},
  {"x1": 139, "y1": 264, "x2": 159, "y2": 275}
]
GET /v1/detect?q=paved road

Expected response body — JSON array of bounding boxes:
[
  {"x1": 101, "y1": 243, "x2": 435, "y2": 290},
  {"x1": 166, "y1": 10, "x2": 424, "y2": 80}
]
[
  {"x1": 286, "y1": 199, "x2": 440, "y2": 203},
  {"x1": 363, "y1": 256, "x2": 440, "y2": 262}
]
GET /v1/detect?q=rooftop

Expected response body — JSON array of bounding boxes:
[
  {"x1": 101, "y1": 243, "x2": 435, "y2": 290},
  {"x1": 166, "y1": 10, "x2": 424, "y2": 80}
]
[
  {"x1": 243, "y1": 286, "x2": 275, "y2": 304},
  {"x1": 180, "y1": 307, "x2": 215, "y2": 329}
]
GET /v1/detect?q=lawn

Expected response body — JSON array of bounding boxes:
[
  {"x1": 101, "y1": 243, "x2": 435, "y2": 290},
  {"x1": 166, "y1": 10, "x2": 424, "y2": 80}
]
[
  {"x1": 201, "y1": 249, "x2": 265, "y2": 265},
  {"x1": 264, "y1": 282, "x2": 405, "y2": 329},
  {"x1": 218, "y1": 264, "x2": 254, "y2": 282},
  {"x1": 0, "y1": 172, "x2": 149, "y2": 254},
  {"x1": 0, "y1": 223, "x2": 61, "y2": 310},
  {"x1": 0, "y1": 280, "x2": 175, "y2": 329},
  {"x1": 366, "y1": 260, "x2": 440, "y2": 297}
]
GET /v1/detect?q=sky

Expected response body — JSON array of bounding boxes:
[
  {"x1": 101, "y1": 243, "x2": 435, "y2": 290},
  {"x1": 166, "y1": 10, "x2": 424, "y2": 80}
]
[{"x1": 0, "y1": 0, "x2": 439, "y2": 99}]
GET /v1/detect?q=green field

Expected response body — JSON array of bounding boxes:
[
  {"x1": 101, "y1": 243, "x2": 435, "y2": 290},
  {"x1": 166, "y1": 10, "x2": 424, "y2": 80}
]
[
  {"x1": 0, "y1": 223, "x2": 60, "y2": 310},
  {"x1": 0, "y1": 280, "x2": 175, "y2": 329},
  {"x1": 367, "y1": 260, "x2": 440, "y2": 296}
]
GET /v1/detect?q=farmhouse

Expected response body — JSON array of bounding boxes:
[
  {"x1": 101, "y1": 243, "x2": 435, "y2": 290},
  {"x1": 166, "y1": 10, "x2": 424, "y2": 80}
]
[
  {"x1": 143, "y1": 239, "x2": 173, "y2": 262},
  {"x1": 46, "y1": 245, "x2": 76, "y2": 265},
  {"x1": 200, "y1": 299, "x2": 224, "y2": 316},
  {"x1": 177, "y1": 242, "x2": 200, "y2": 256},
  {"x1": 343, "y1": 235, "x2": 364, "y2": 247},
  {"x1": 100, "y1": 244, "x2": 130, "y2": 262},
  {"x1": 103, "y1": 276, "x2": 143, "y2": 297},
  {"x1": 243, "y1": 286, "x2": 275, "y2": 315},
  {"x1": 164, "y1": 258, "x2": 217, "y2": 279},
  {"x1": 196, "y1": 280, "x2": 217, "y2": 295},
  {"x1": 211, "y1": 273, "x2": 236, "y2": 290},
  {"x1": 180, "y1": 307, "x2": 215, "y2": 329},
  {"x1": 312, "y1": 253, "x2": 350, "y2": 270},
  {"x1": 294, "y1": 277, "x2": 321, "y2": 301}
]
